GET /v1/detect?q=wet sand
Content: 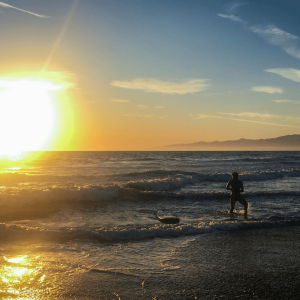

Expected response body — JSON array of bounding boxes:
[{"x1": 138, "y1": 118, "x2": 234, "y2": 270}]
[{"x1": 48, "y1": 226, "x2": 300, "y2": 299}]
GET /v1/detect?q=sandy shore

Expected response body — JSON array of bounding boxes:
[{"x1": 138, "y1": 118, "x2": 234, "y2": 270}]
[{"x1": 47, "y1": 225, "x2": 300, "y2": 299}]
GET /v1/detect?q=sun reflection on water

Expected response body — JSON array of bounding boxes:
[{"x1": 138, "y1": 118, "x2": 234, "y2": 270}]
[
  {"x1": 0, "y1": 152, "x2": 48, "y2": 179},
  {"x1": 0, "y1": 255, "x2": 47, "y2": 299},
  {"x1": 4, "y1": 255, "x2": 28, "y2": 264}
]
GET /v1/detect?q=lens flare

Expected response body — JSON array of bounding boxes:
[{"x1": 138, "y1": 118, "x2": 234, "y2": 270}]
[{"x1": 0, "y1": 78, "x2": 66, "y2": 155}]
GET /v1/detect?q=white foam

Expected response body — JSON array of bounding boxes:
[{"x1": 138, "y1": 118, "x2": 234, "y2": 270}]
[
  {"x1": 2, "y1": 217, "x2": 299, "y2": 243},
  {"x1": 124, "y1": 169, "x2": 300, "y2": 192},
  {"x1": 124, "y1": 175, "x2": 199, "y2": 191}
]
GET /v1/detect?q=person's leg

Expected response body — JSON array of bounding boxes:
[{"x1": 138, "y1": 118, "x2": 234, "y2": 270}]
[
  {"x1": 230, "y1": 197, "x2": 236, "y2": 213},
  {"x1": 238, "y1": 196, "x2": 248, "y2": 214}
]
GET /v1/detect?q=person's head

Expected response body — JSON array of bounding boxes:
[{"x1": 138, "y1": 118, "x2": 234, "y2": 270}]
[{"x1": 231, "y1": 172, "x2": 238, "y2": 180}]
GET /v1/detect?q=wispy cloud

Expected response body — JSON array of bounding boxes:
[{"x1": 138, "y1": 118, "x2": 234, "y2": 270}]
[
  {"x1": 136, "y1": 105, "x2": 148, "y2": 108},
  {"x1": 191, "y1": 114, "x2": 300, "y2": 128},
  {"x1": 159, "y1": 115, "x2": 168, "y2": 119},
  {"x1": 0, "y1": 2, "x2": 49, "y2": 18},
  {"x1": 192, "y1": 114, "x2": 223, "y2": 119},
  {"x1": 250, "y1": 25, "x2": 300, "y2": 59},
  {"x1": 0, "y1": 71, "x2": 76, "y2": 90},
  {"x1": 124, "y1": 114, "x2": 153, "y2": 118},
  {"x1": 217, "y1": 11, "x2": 300, "y2": 60},
  {"x1": 111, "y1": 79, "x2": 209, "y2": 94},
  {"x1": 251, "y1": 86, "x2": 283, "y2": 93},
  {"x1": 265, "y1": 68, "x2": 300, "y2": 83},
  {"x1": 218, "y1": 14, "x2": 245, "y2": 23},
  {"x1": 219, "y1": 112, "x2": 279, "y2": 118},
  {"x1": 4, "y1": 70, "x2": 77, "y2": 86},
  {"x1": 45, "y1": 71, "x2": 77, "y2": 88},
  {"x1": 155, "y1": 106, "x2": 166, "y2": 108},
  {"x1": 204, "y1": 91, "x2": 232, "y2": 96},
  {"x1": 225, "y1": 2, "x2": 247, "y2": 13},
  {"x1": 111, "y1": 99, "x2": 130, "y2": 103},
  {"x1": 272, "y1": 99, "x2": 300, "y2": 103}
]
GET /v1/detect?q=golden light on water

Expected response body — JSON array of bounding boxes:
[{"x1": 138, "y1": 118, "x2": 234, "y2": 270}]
[
  {"x1": 4, "y1": 255, "x2": 28, "y2": 264},
  {"x1": 0, "y1": 253, "x2": 76, "y2": 298},
  {"x1": 0, "y1": 76, "x2": 72, "y2": 155},
  {"x1": 0, "y1": 255, "x2": 48, "y2": 298}
]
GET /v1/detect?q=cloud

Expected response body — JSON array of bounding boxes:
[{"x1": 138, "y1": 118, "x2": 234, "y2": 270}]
[
  {"x1": 220, "y1": 112, "x2": 279, "y2": 118},
  {"x1": 3, "y1": 70, "x2": 77, "y2": 88},
  {"x1": 250, "y1": 25, "x2": 300, "y2": 59},
  {"x1": 159, "y1": 115, "x2": 168, "y2": 119},
  {"x1": 136, "y1": 105, "x2": 148, "y2": 108},
  {"x1": 44, "y1": 71, "x2": 77, "y2": 88},
  {"x1": 218, "y1": 14, "x2": 245, "y2": 23},
  {"x1": 193, "y1": 114, "x2": 223, "y2": 119},
  {"x1": 265, "y1": 68, "x2": 300, "y2": 83},
  {"x1": 0, "y1": 71, "x2": 76, "y2": 90},
  {"x1": 251, "y1": 86, "x2": 283, "y2": 93},
  {"x1": 111, "y1": 78, "x2": 209, "y2": 94},
  {"x1": 204, "y1": 91, "x2": 232, "y2": 96},
  {"x1": 111, "y1": 99, "x2": 130, "y2": 103},
  {"x1": 191, "y1": 114, "x2": 300, "y2": 128},
  {"x1": 0, "y1": 2, "x2": 49, "y2": 18},
  {"x1": 155, "y1": 106, "x2": 166, "y2": 108},
  {"x1": 272, "y1": 100, "x2": 300, "y2": 103},
  {"x1": 217, "y1": 12, "x2": 300, "y2": 61},
  {"x1": 225, "y1": 2, "x2": 247, "y2": 13},
  {"x1": 124, "y1": 114, "x2": 152, "y2": 118}
]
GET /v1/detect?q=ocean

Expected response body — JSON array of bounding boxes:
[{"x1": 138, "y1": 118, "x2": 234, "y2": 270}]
[{"x1": 1, "y1": 151, "x2": 300, "y2": 299}]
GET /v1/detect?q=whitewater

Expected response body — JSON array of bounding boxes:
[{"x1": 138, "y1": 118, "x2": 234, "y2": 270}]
[{"x1": 1, "y1": 151, "x2": 300, "y2": 299}]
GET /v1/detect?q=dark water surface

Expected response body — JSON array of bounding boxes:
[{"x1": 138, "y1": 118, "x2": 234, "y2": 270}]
[{"x1": 0, "y1": 151, "x2": 300, "y2": 298}]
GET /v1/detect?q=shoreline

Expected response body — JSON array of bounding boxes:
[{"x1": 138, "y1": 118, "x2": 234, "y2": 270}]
[{"x1": 43, "y1": 225, "x2": 300, "y2": 299}]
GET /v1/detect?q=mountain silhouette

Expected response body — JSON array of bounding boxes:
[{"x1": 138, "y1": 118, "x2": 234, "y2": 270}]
[{"x1": 152, "y1": 135, "x2": 300, "y2": 151}]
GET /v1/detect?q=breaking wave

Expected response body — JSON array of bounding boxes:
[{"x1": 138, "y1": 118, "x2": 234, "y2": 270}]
[
  {"x1": 1, "y1": 215, "x2": 300, "y2": 244},
  {"x1": 124, "y1": 169, "x2": 300, "y2": 191}
]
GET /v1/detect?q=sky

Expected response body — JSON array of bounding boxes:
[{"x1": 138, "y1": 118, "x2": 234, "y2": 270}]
[{"x1": 1, "y1": 0, "x2": 300, "y2": 150}]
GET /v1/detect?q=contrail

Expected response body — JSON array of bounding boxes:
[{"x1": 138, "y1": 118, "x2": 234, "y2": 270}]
[
  {"x1": 0, "y1": 2, "x2": 49, "y2": 18},
  {"x1": 41, "y1": 0, "x2": 80, "y2": 74}
]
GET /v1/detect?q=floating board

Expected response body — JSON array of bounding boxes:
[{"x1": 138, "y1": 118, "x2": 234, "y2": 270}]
[{"x1": 157, "y1": 212, "x2": 180, "y2": 224}]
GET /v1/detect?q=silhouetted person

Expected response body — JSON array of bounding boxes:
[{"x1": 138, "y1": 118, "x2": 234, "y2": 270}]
[{"x1": 226, "y1": 172, "x2": 248, "y2": 214}]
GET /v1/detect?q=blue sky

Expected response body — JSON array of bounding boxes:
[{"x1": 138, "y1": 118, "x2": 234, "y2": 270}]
[{"x1": 1, "y1": 0, "x2": 300, "y2": 150}]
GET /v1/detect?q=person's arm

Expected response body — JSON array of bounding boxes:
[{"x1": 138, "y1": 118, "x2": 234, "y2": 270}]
[
  {"x1": 226, "y1": 180, "x2": 232, "y2": 190},
  {"x1": 239, "y1": 181, "x2": 244, "y2": 193}
]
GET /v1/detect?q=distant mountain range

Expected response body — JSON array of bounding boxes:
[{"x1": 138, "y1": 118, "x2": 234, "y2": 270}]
[{"x1": 152, "y1": 135, "x2": 300, "y2": 151}]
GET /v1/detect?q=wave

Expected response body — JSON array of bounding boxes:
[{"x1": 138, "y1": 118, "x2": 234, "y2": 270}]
[
  {"x1": 120, "y1": 169, "x2": 196, "y2": 178},
  {"x1": 123, "y1": 169, "x2": 300, "y2": 191},
  {"x1": 124, "y1": 175, "x2": 198, "y2": 191},
  {"x1": 0, "y1": 185, "x2": 121, "y2": 214},
  {"x1": 0, "y1": 181, "x2": 299, "y2": 216},
  {"x1": 0, "y1": 173, "x2": 102, "y2": 184},
  {"x1": 1, "y1": 216, "x2": 300, "y2": 244},
  {"x1": 2, "y1": 168, "x2": 300, "y2": 189}
]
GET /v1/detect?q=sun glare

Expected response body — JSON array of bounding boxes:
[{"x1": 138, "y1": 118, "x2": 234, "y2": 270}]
[{"x1": 0, "y1": 78, "x2": 64, "y2": 155}]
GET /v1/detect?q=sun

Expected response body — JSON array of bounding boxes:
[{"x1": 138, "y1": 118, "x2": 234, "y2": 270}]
[{"x1": 0, "y1": 78, "x2": 64, "y2": 155}]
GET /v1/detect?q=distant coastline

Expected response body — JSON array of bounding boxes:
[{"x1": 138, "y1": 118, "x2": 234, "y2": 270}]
[{"x1": 152, "y1": 134, "x2": 300, "y2": 151}]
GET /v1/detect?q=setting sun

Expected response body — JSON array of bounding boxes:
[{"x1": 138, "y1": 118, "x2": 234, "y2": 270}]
[{"x1": 0, "y1": 78, "x2": 65, "y2": 155}]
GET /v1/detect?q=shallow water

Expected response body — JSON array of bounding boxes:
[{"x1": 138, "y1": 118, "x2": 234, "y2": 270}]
[{"x1": 0, "y1": 151, "x2": 300, "y2": 298}]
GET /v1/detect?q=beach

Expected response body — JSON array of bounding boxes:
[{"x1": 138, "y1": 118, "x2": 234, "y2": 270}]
[
  {"x1": 51, "y1": 226, "x2": 300, "y2": 300},
  {"x1": 2, "y1": 226, "x2": 299, "y2": 299},
  {"x1": 0, "y1": 151, "x2": 300, "y2": 299}
]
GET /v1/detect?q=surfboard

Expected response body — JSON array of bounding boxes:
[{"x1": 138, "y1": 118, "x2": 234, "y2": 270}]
[{"x1": 157, "y1": 211, "x2": 180, "y2": 224}]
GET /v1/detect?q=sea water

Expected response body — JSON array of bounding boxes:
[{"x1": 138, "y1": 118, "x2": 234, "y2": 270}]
[{"x1": 0, "y1": 151, "x2": 300, "y2": 298}]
